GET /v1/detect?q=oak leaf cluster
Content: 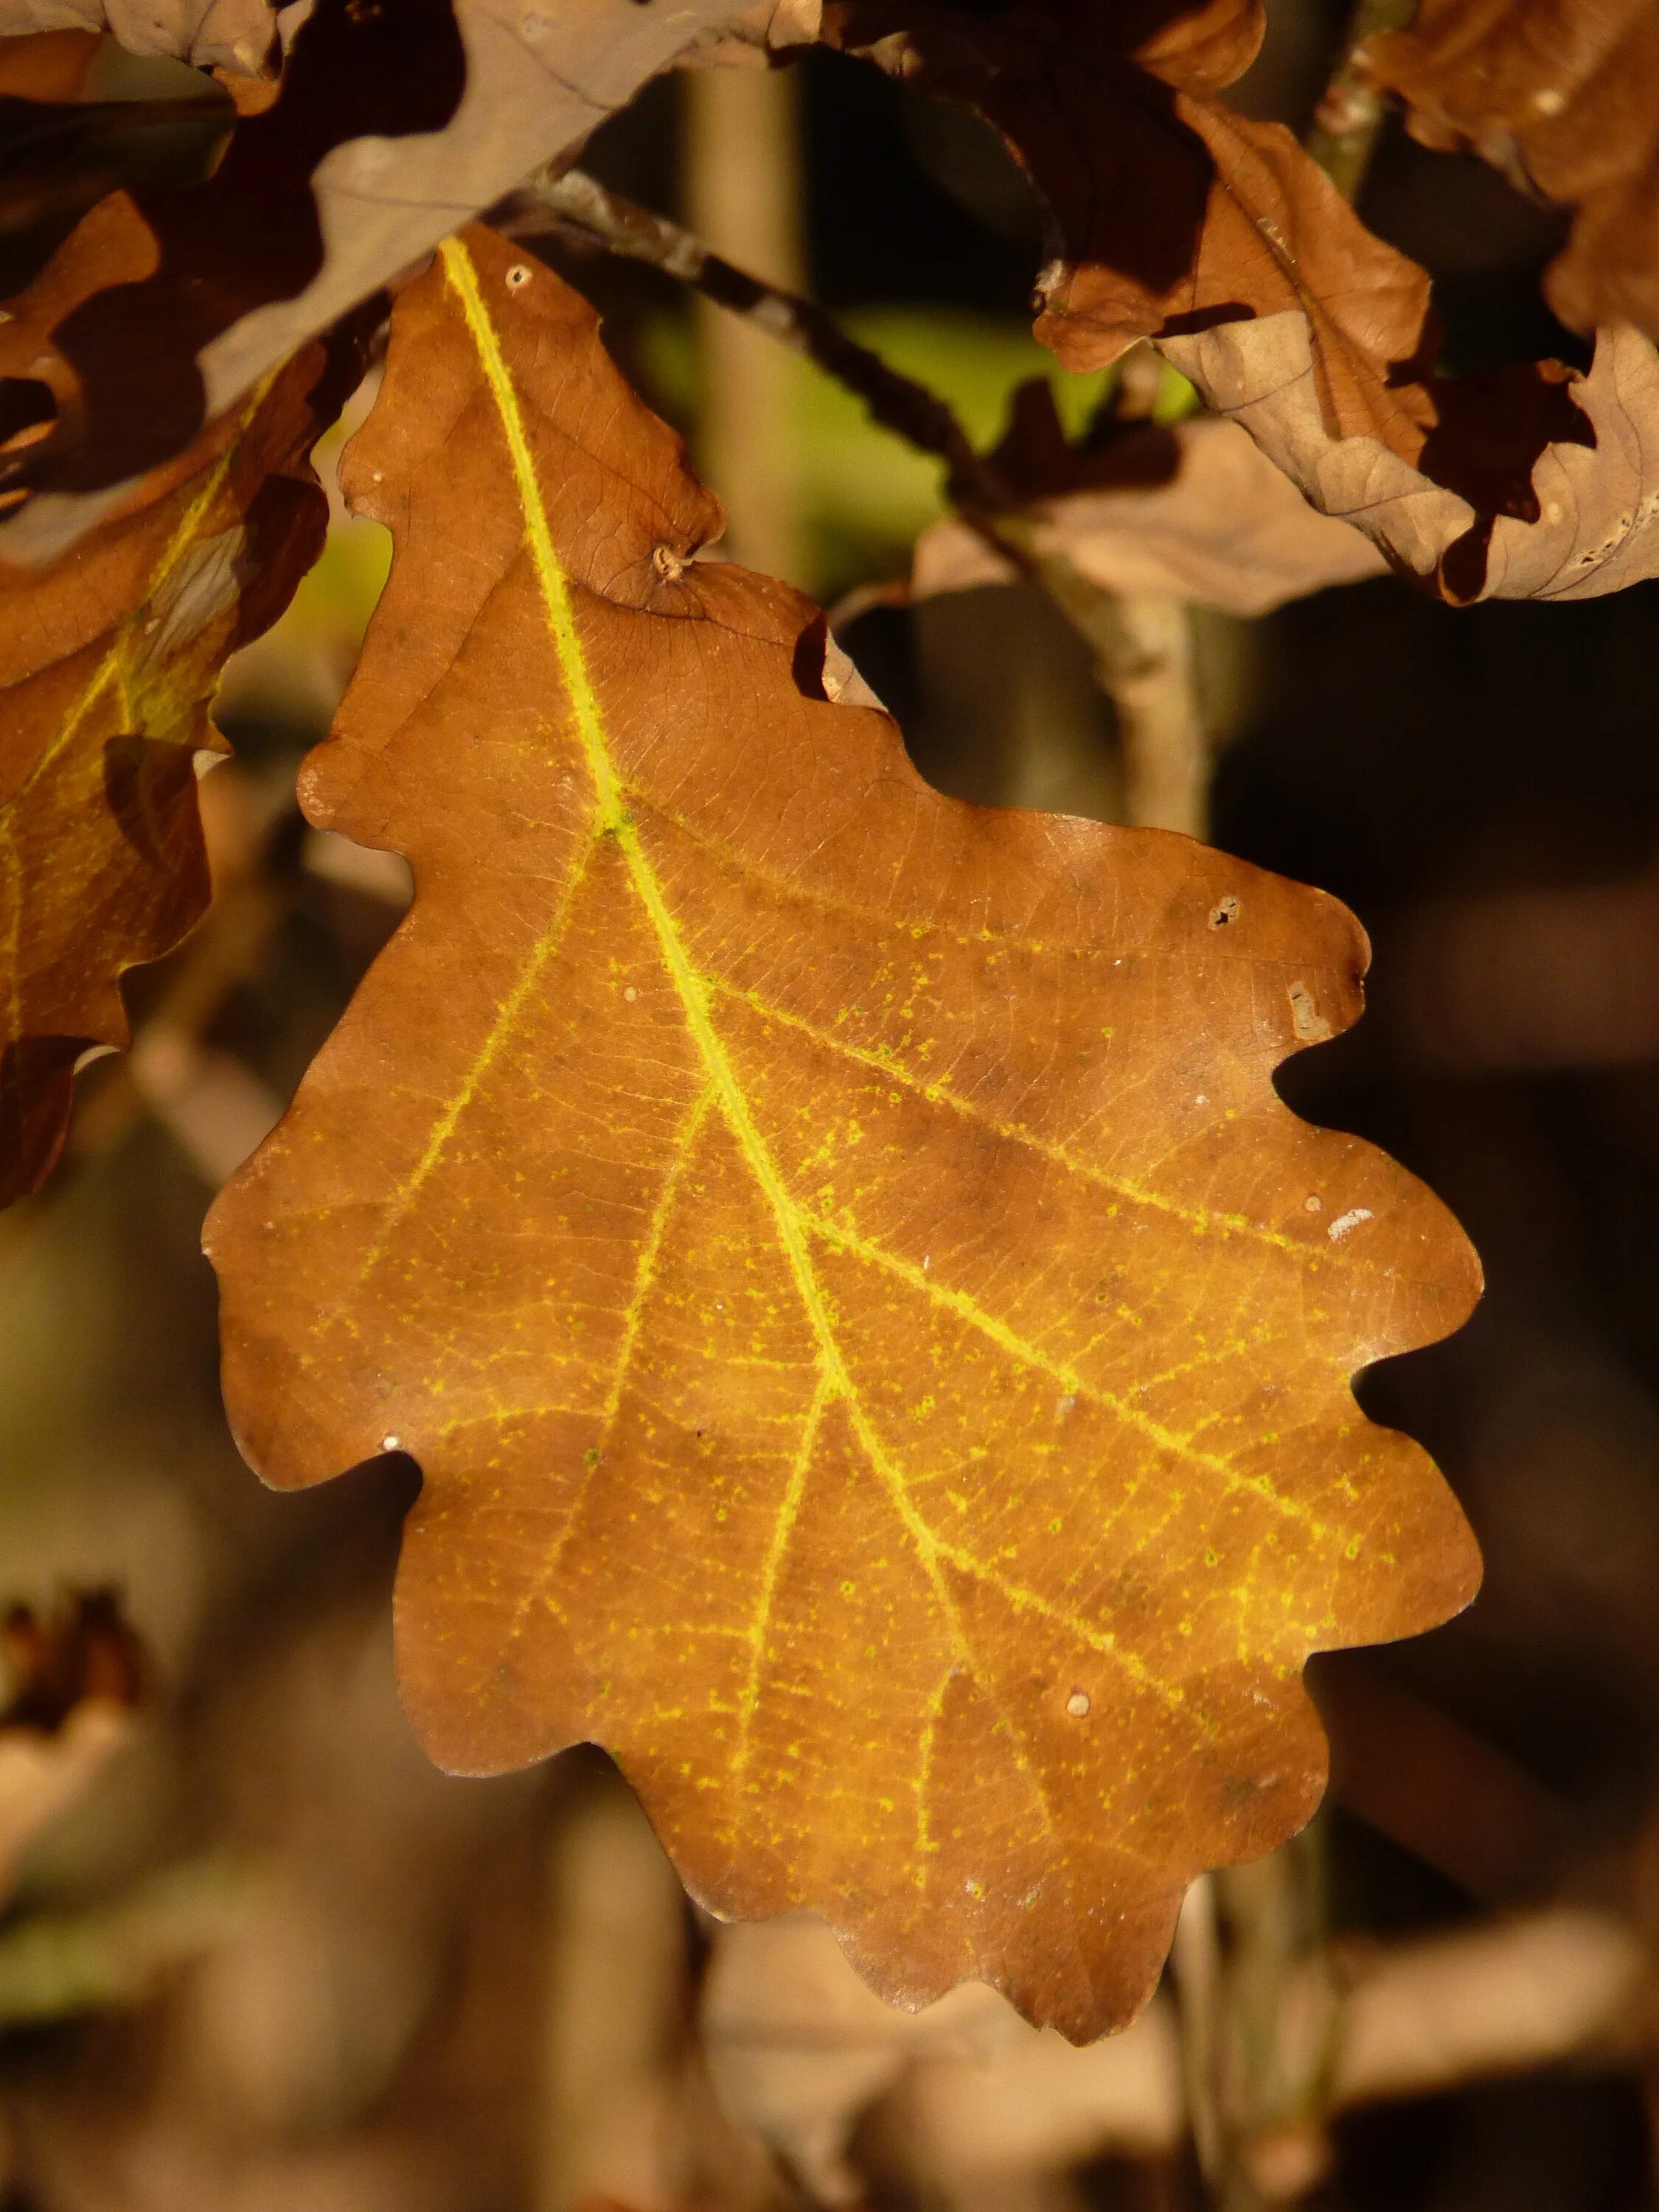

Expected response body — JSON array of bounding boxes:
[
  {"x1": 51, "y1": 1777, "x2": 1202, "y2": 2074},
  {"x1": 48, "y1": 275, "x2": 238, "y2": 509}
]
[{"x1": 12, "y1": 0, "x2": 1658, "y2": 2037}]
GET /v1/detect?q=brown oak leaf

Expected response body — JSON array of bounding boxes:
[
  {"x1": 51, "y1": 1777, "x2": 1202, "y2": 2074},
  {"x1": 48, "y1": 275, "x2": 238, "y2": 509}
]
[
  {"x1": 0, "y1": 316, "x2": 356, "y2": 1208},
  {"x1": 824, "y1": 1, "x2": 1440, "y2": 453},
  {"x1": 0, "y1": 0, "x2": 814, "y2": 561},
  {"x1": 0, "y1": 0, "x2": 465, "y2": 552},
  {"x1": 1365, "y1": 0, "x2": 1659, "y2": 343},
  {"x1": 206, "y1": 226, "x2": 1480, "y2": 2039},
  {"x1": 826, "y1": 0, "x2": 1655, "y2": 604},
  {"x1": 1157, "y1": 314, "x2": 1659, "y2": 604}
]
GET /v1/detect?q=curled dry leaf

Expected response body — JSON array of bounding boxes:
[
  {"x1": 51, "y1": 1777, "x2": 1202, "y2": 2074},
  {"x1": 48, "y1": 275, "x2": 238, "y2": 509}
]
[
  {"x1": 913, "y1": 412, "x2": 1385, "y2": 618},
  {"x1": 822, "y1": 1, "x2": 1436, "y2": 453},
  {"x1": 0, "y1": 0, "x2": 274, "y2": 73},
  {"x1": 828, "y1": 0, "x2": 1659, "y2": 605},
  {"x1": 206, "y1": 226, "x2": 1480, "y2": 2039},
  {"x1": 1365, "y1": 0, "x2": 1659, "y2": 343},
  {"x1": 0, "y1": 0, "x2": 813, "y2": 563},
  {"x1": 0, "y1": 0, "x2": 465, "y2": 557},
  {"x1": 1158, "y1": 316, "x2": 1659, "y2": 605},
  {"x1": 0, "y1": 305, "x2": 357, "y2": 1207}
]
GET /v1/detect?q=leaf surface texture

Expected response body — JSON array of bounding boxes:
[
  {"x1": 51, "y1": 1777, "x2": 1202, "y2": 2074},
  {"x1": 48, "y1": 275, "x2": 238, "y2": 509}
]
[{"x1": 207, "y1": 227, "x2": 1481, "y2": 2039}]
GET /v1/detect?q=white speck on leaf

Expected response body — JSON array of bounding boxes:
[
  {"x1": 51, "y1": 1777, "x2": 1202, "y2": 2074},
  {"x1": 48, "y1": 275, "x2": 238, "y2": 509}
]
[{"x1": 1327, "y1": 1207, "x2": 1374, "y2": 1242}]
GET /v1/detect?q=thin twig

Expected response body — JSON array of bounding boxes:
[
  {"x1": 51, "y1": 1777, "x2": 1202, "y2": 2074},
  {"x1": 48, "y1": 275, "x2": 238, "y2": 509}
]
[
  {"x1": 499, "y1": 170, "x2": 1167, "y2": 714},
  {"x1": 1304, "y1": 0, "x2": 1416, "y2": 204},
  {"x1": 507, "y1": 168, "x2": 1012, "y2": 513},
  {"x1": 504, "y1": 170, "x2": 1216, "y2": 832}
]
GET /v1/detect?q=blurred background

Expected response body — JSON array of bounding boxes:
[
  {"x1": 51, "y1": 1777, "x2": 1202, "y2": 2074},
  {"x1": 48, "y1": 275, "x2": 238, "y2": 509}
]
[{"x1": 7, "y1": 3, "x2": 1659, "y2": 2205}]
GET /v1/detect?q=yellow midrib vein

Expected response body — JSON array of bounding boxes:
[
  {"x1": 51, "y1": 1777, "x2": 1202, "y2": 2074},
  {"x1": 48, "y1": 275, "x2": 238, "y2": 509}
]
[
  {"x1": 703, "y1": 971, "x2": 1343, "y2": 1273},
  {"x1": 440, "y1": 240, "x2": 859, "y2": 1405},
  {"x1": 441, "y1": 238, "x2": 1233, "y2": 1801}
]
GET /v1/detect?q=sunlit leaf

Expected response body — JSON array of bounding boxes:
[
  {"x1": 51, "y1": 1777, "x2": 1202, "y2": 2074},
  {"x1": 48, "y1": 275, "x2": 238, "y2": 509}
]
[{"x1": 207, "y1": 227, "x2": 1480, "y2": 2039}]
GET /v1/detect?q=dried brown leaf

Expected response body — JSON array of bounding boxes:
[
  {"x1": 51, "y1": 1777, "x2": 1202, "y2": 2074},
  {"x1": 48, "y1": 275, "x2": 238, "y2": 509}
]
[
  {"x1": 1159, "y1": 315, "x2": 1659, "y2": 603},
  {"x1": 0, "y1": 293, "x2": 355, "y2": 1206},
  {"x1": 828, "y1": 0, "x2": 1659, "y2": 605},
  {"x1": 1365, "y1": 0, "x2": 1659, "y2": 342},
  {"x1": 913, "y1": 411, "x2": 1385, "y2": 616},
  {"x1": 0, "y1": 0, "x2": 812, "y2": 563},
  {"x1": 824, "y1": 0, "x2": 1436, "y2": 452},
  {"x1": 206, "y1": 226, "x2": 1479, "y2": 2040}
]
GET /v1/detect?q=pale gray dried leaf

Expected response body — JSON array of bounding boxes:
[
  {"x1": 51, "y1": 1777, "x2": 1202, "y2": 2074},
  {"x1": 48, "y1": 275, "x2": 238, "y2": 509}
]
[
  {"x1": 0, "y1": 0, "x2": 273, "y2": 72},
  {"x1": 703, "y1": 1916, "x2": 1181, "y2": 2202},
  {"x1": 912, "y1": 416, "x2": 1385, "y2": 618},
  {"x1": 0, "y1": 0, "x2": 810, "y2": 567},
  {"x1": 1158, "y1": 317, "x2": 1659, "y2": 603},
  {"x1": 232, "y1": 0, "x2": 815, "y2": 436}
]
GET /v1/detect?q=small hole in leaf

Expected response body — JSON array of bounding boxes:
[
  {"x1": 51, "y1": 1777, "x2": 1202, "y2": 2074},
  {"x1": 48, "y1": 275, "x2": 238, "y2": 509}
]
[
  {"x1": 506, "y1": 264, "x2": 532, "y2": 290},
  {"x1": 1065, "y1": 1688, "x2": 1091, "y2": 1718},
  {"x1": 1208, "y1": 895, "x2": 1239, "y2": 928}
]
